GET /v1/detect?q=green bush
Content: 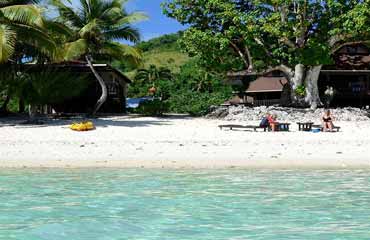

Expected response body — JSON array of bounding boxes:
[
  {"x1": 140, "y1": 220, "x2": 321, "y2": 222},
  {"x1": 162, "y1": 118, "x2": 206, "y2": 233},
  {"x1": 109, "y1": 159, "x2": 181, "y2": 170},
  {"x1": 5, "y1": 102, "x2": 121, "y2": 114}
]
[
  {"x1": 168, "y1": 90, "x2": 230, "y2": 116},
  {"x1": 129, "y1": 58, "x2": 233, "y2": 116},
  {"x1": 134, "y1": 99, "x2": 169, "y2": 116},
  {"x1": 295, "y1": 85, "x2": 306, "y2": 97}
]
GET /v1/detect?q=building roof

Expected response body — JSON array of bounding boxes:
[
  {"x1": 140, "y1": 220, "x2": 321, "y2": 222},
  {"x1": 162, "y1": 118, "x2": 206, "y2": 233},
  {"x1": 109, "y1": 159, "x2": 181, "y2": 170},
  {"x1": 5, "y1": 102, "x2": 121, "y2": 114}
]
[
  {"x1": 246, "y1": 77, "x2": 287, "y2": 93},
  {"x1": 321, "y1": 69, "x2": 370, "y2": 74},
  {"x1": 21, "y1": 62, "x2": 132, "y2": 83}
]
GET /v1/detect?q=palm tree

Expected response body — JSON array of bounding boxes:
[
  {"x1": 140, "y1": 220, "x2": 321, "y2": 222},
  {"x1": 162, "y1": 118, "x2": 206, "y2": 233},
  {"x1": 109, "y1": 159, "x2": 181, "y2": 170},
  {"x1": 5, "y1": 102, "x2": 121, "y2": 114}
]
[
  {"x1": 0, "y1": 0, "x2": 56, "y2": 63},
  {"x1": 135, "y1": 64, "x2": 172, "y2": 83},
  {"x1": 52, "y1": 0, "x2": 147, "y2": 115}
]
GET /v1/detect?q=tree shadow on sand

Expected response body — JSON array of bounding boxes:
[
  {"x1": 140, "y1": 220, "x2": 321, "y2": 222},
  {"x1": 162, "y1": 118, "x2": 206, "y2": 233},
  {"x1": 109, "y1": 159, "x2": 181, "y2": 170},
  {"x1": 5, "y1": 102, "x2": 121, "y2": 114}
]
[{"x1": 0, "y1": 114, "x2": 194, "y2": 128}]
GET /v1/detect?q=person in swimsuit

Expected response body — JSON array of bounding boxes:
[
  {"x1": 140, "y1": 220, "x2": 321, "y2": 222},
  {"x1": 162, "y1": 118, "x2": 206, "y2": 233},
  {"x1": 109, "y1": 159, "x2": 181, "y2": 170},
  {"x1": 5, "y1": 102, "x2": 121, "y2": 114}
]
[
  {"x1": 322, "y1": 110, "x2": 334, "y2": 132},
  {"x1": 267, "y1": 114, "x2": 279, "y2": 131}
]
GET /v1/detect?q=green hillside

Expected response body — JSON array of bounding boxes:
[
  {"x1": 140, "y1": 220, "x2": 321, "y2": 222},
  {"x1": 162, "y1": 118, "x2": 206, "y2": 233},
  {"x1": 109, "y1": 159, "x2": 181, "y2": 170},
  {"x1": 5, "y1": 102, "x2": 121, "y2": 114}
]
[
  {"x1": 124, "y1": 32, "x2": 190, "y2": 78},
  {"x1": 141, "y1": 49, "x2": 189, "y2": 73}
]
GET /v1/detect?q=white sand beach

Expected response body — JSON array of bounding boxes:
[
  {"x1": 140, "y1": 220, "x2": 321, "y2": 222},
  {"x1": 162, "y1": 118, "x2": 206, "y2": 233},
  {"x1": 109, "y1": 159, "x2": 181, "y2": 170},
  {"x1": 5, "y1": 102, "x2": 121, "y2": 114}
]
[{"x1": 1, "y1": 116, "x2": 370, "y2": 168}]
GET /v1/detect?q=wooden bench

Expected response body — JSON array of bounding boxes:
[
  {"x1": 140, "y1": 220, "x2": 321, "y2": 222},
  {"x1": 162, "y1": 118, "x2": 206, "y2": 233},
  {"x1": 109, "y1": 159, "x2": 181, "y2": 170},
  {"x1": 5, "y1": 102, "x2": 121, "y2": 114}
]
[
  {"x1": 297, "y1": 122, "x2": 314, "y2": 131},
  {"x1": 219, "y1": 123, "x2": 291, "y2": 132},
  {"x1": 312, "y1": 124, "x2": 341, "y2": 132},
  {"x1": 218, "y1": 124, "x2": 269, "y2": 132}
]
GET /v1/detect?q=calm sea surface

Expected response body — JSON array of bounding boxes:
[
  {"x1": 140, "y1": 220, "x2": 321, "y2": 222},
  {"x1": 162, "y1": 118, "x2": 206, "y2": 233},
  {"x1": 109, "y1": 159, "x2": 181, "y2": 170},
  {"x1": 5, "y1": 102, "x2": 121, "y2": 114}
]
[{"x1": 0, "y1": 169, "x2": 370, "y2": 240}]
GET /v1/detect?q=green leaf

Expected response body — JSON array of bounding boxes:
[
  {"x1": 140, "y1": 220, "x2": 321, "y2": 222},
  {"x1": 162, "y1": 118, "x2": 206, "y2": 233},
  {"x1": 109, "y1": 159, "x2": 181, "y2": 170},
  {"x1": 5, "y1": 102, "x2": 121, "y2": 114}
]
[{"x1": 0, "y1": 25, "x2": 16, "y2": 62}]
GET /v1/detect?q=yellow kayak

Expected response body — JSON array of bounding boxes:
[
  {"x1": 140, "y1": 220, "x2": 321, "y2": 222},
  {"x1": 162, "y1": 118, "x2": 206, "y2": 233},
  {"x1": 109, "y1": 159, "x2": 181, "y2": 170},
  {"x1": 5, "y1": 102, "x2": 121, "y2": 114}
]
[{"x1": 70, "y1": 121, "x2": 95, "y2": 131}]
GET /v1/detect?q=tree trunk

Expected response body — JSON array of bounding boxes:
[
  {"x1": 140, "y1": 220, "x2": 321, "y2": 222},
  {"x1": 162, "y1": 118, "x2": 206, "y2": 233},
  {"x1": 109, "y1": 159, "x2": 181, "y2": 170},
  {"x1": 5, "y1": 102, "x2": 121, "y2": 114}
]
[
  {"x1": 18, "y1": 98, "x2": 25, "y2": 113},
  {"x1": 0, "y1": 95, "x2": 10, "y2": 115},
  {"x1": 291, "y1": 64, "x2": 306, "y2": 102},
  {"x1": 86, "y1": 55, "x2": 108, "y2": 116},
  {"x1": 291, "y1": 64, "x2": 305, "y2": 89},
  {"x1": 305, "y1": 65, "x2": 323, "y2": 110},
  {"x1": 262, "y1": 64, "x2": 322, "y2": 108},
  {"x1": 28, "y1": 104, "x2": 37, "y2": 120}
]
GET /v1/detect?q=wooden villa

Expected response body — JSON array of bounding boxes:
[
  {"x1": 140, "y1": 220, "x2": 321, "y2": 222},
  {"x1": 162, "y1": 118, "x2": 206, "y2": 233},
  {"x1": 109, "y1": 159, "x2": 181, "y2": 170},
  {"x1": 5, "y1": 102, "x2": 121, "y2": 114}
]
[
  {"x1": 319, "y1": 44, "x2": 370, "y2": 107},
  {"x1": 228, "y1": 43, "x2": 370, "y2": 107}
]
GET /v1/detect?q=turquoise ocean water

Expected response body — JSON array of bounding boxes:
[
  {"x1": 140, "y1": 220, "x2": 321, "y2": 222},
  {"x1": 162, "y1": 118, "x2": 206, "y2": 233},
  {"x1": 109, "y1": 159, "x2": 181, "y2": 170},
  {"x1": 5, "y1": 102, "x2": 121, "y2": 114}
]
[{"x1": 1, "y1": 169, "x2": 370, "y2": 239}]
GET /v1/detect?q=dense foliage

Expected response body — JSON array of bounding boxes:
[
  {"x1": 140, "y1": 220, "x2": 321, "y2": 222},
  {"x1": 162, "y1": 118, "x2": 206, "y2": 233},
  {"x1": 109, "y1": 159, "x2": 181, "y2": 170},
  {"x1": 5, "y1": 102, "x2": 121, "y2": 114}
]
[
  {"x1": 164, "y1": 0, "x2": 370, "y2": 71},
  {"x1": 0, "y1": 67, "x2": 89, "y2": 112},
  {"x1": 129, "y1": 59, "x2": 232, "y2": 116},
  {"x1": 0, "y1": 0, "x2": 56, "y2": 63},
  {"x1": 137, "y1": 32, "x2": 182, "y2": 52}
]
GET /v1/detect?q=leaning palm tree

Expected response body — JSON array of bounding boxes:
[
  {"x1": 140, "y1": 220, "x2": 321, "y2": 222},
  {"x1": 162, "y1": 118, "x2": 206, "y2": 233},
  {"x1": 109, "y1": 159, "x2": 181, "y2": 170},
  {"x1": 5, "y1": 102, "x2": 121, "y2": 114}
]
[
  {"x1": 52, "y1": 0, "x2": 147, "y2": 115},
  {"x1": 0, "y1": 0, "x2": 56, "y2": 63}
]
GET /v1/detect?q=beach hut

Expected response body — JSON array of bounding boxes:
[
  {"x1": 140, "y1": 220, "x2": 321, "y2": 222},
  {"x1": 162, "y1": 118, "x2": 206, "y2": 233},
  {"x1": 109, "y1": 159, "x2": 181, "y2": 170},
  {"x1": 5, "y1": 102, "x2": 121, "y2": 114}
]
[
  {"x1": 23, "y1": 62, "x2": 131, "y2": 113},
  {"x1": 227, "y1": 70, "x2": 290, "y2": 106},
  {"x1": 319, "y1": 44, "x2": 370, "y2": 107}
]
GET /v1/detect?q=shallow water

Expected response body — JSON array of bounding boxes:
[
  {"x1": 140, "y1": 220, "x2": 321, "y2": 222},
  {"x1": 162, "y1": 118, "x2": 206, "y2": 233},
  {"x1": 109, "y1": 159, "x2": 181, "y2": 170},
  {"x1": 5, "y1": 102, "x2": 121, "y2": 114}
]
[{"x1": 1, "y1": 169, "x2": 370, "y2": 239}]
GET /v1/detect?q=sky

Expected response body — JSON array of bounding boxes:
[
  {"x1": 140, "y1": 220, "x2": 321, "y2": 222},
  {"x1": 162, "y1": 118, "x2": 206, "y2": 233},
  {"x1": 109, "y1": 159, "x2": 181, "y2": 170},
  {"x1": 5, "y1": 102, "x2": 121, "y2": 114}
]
[{"x1": 125, "y1": 0, "x2": 187, "y2": 41}]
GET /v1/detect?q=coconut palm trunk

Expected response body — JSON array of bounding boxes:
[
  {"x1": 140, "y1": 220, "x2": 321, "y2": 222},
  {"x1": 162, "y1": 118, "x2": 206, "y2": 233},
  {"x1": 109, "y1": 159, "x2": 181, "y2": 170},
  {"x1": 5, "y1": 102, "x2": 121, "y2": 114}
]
[{"x1": 86, "y1": 55, "x2": 108, "y2": 115}]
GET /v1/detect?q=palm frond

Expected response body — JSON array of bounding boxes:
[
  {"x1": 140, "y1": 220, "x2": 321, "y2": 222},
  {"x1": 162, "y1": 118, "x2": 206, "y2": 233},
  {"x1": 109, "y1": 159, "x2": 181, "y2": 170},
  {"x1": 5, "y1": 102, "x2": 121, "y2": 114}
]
[
  {"x1": 0, "y1": 0, "x2": 39, "y2": 8},
  {"x1": 102, "y1": 41, "x2": 142, "y2": 64},
  {"x1": 51, "y1": 0, "x2": 84, "y2": 28},
  {"x1": 1, "y1": 5, "x2": 44, "y2": 27},
  {"x1": 87, "y1": 0, "x2": 104, "y2": 19},
  {"x1": 78, "y1": 18, "x2": 100, "y2": 38},
  {"x1": 112, "y1": 12, "x2": 148, "y2": 27},
  {"x1": 44, "y1": 20, "x2": 74, "y2": 38},
  {"x1": 0, "y1": 25, "x2": 17, "y2": 63},
  {"x1": 14, "y1": 23, "x2": 56, "y2": 58},
  {"x1": 101, "y1": 6, "x2": 121, "y2": 20},
  {"x1": 60, "y1": 39, "x2": 87, "y2": 61},
  {"x1": 111, "y1": 0, "x2": 129, "y2": 8},
  {"x1": 105, "y1": 26, "x2": 140, "y2": 42}
]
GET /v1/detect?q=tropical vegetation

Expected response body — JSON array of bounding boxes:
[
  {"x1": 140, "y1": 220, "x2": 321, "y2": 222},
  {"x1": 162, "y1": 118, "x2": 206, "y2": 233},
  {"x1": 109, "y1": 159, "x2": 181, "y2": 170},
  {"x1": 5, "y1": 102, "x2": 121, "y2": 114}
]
[
  {"x1": 128, "y1": 54, "x2": 232, "y2": 116},
  {"x1": 2, "y1": 0, "x2": 370, "y2": 117},
  {"x1": 163, "y1": 0, "x2": 370, "y2": 109},
  {"x1": 0, "y1": 0, "x2": 145, "y2": 115}
]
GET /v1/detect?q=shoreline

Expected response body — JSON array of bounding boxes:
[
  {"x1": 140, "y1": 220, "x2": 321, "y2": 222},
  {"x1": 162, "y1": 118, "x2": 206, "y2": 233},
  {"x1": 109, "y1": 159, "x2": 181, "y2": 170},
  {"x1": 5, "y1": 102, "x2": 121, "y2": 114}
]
[{"x1": 1, "y1": 116, "x2": 370, "y2": 169}]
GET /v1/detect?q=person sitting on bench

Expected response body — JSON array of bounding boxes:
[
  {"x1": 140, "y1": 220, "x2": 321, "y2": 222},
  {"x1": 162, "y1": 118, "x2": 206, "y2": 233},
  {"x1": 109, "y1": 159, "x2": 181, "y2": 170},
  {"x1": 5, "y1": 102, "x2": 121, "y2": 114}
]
[
  {"x1": 268, "y1": 114, "x2": 279, "y2": 132},
  {"x1": 321, "y1": 109, "x2": 335, "y2": 132},
  {"x1": 259, "y1": 113, "x2": 271, "y2": 128}
]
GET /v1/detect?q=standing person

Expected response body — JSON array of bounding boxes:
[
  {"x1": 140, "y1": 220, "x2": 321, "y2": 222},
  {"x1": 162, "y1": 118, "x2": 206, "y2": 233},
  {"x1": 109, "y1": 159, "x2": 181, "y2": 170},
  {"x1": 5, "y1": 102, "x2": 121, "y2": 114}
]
[
  {"x1": 321, "y1": 109, "x2": 334, "y2": 132},
  {"x1": 324, "y1": 86, "x2": 335, "y2": 108}
]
